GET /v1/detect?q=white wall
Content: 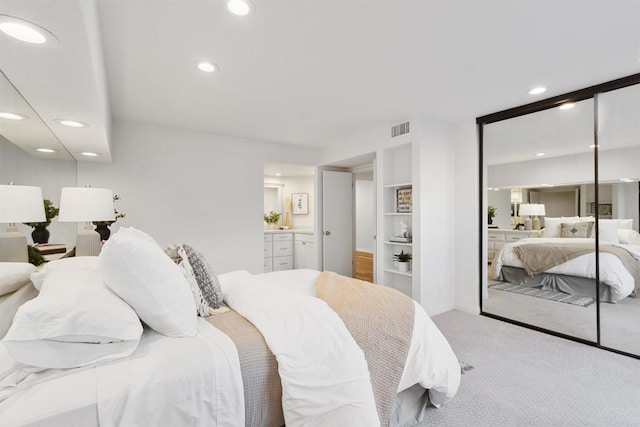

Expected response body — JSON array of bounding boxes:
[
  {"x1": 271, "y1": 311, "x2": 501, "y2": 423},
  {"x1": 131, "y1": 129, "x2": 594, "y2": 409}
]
[
  {"x1": 78, "y1": 120, "x2": 320, "y2": 274},
  {"x1": 417, "y1": 117, "x2": 456, "y2": 315},
  {"x1": 355, "y1": 178, "x2": 374, "y2": 252},
  {"x1": 453, "y1": 121, "x2": 480, "y2": 314}
]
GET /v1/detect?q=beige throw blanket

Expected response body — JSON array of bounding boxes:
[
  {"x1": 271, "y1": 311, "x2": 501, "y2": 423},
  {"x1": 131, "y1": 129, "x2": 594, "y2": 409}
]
[
  {"x1": 207, "y1": 306, "x2": 284, "y2": 427},
  {"x1": 514, "y1": 243, "x2": 640, "y2": 295},
  {"x1": 316, "y1": 271, "x2": 414, "y2": 427}
]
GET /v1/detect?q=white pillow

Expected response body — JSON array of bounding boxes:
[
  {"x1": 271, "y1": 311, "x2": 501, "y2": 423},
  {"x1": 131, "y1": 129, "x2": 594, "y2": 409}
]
[
  {"x1": 117, "y1": 226, "x2": 161, "y2": 247},
  {"x1": 0, "y1": 262, "x2": 36, "y2": 296},
  {"x1": 618, "y1": 219, "x2": 633, "y2": 230},
  {"x1": 30, "y1": 256, "x2": 99, "y2": 291},
  {"x1": 618, "y1": 229, "x2": 640, "y2": 245},
  {"x1": 99, "y1": 230, "x2": 197, "y2": 337},
  {"x1": 542, "y1": 217, "x2": 579, "y2": 238},
  {"x1": 597, "y1": 220, "x2": 620, "y2": 243},
  {"x1": 3, "y1": 266, "x2": 142, "y2": 369}
]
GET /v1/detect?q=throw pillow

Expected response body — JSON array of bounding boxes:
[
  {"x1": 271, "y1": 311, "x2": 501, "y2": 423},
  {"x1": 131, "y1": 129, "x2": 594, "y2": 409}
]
[
  {"x1": 165, "y1": 244, "x2": 211, "y2": 317},
  {"x1": 542, "y1": 217, "x2": 579, "y2": 238},
  {"x1": 560, "y1": 222, "x2": 594, "y2": 238},
  {"x1": 183, "y1": 244, "x2": 224, "y2": 310}
]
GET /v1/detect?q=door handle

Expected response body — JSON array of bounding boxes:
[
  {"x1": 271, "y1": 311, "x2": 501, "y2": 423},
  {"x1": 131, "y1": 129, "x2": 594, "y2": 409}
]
[{"x1": 325, "y1": 231, "x2": 331, "y2": 236}]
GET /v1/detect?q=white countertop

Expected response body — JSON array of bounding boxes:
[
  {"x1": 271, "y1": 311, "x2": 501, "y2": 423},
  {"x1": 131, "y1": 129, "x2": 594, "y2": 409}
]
[{"x1": 264, "y1": 229, "x2": 314, "y2": 235}]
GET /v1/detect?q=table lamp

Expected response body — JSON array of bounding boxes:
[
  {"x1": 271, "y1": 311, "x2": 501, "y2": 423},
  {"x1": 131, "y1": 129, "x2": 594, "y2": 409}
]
[
  {"x1": 0, "y1": 184, "x2": 46, "y2": 262},
  {"x1": 58, "y1": 187, "x2": 115, "y2": 256},
  {"x1": 531, "y1": 203, "x2": 546, "y2": 230},
  {"x1": 518, "y1": 203, "x2": 534, "y2": 230}
]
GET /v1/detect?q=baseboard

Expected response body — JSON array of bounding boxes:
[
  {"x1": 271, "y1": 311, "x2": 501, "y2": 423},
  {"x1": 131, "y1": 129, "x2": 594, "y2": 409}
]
[{"x1": 455, "y1": 303, "x2": 480, "y2": 315}]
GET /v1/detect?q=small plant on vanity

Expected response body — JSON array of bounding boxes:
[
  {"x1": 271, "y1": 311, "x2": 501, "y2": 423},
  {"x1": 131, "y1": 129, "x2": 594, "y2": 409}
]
[
  {"x1": 487, "y1": 205, "x2": 496, "y2": 225},
  {"x1": 393, "y1": 250, "x2": 412, "y2": 273},
  {"x1": 264, "y1": 211, "x2": 282, "y2": 229}
]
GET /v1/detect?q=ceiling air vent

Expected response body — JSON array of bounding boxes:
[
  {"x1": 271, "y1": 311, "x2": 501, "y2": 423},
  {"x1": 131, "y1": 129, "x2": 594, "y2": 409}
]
[{"x1": 391, "y1": 121, "x2": 410, "y2": 138}]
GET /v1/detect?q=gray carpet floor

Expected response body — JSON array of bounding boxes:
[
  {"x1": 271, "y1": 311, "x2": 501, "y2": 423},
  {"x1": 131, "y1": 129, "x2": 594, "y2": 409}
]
[{"x1": 417, "y1": 311, "x2": 640, "y2": 427}]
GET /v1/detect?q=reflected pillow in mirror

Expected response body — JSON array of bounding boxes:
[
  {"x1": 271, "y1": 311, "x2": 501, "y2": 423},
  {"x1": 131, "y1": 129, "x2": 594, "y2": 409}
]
[
  {"x1": 542, "y1": 217, "x2": 579, "y2": 238},
  {"x1": 618, "y1": 219, "x2": 633, "y2": 230},
  {"x1": 560, "y1": 222, "x2": 594, "y2": 238},
  {"x1": 618, "y1": 229, "x2": 640, "y2": 245},
  {"x1": 597, "y1": 220, "x2": 620, "y2": 243}
]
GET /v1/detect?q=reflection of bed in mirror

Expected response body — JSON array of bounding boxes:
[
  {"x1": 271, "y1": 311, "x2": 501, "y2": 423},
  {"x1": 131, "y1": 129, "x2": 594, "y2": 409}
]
[{"x1": 490, "y1": 220, "x2": 640, "y2": 304}]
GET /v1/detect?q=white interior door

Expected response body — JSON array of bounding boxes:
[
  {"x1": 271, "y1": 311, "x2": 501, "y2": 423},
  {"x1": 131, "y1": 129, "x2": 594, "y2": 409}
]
[{"x1": 322, "y1": 170, "x2": 353, "y2": 276}]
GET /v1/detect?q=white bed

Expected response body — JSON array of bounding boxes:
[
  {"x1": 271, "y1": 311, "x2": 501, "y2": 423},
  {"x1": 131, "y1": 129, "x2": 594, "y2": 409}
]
[
  {"x1": 0, "y1": 268, "x2": 461, "y2": 426},
  {"x1": 491, "y1": 237, "x2": 640, "y2": 303}
]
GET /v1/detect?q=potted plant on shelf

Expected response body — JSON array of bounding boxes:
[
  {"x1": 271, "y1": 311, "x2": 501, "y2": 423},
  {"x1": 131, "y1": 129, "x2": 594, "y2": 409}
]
[
  {"x1": 393, "y1": 250, "x2": 412, "y2": 273},
  {"x1": 487, "y1": 205, "x2": 496, "y2": 225},
  {"x1": 23, "y1": 199, "x2": 59, "y2": 244},
  {"x1": 264, "y1": 211, "x2": 282, "y2": 230},
  {"x1": 93, "y1": 194, "x2": 126, "y2": 241}
]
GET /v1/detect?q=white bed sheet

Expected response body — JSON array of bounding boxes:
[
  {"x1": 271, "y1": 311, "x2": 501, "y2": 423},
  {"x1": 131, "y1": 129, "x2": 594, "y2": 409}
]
[
  {"x1": 247, "y1": 269, "x2": 461, "y2": 407},
  {"x1": 492, "y1": 238, "x2": 640, "y2": 302},
  {"x1": 0, "y1": 318, "x2": 244, "y2": 426}
]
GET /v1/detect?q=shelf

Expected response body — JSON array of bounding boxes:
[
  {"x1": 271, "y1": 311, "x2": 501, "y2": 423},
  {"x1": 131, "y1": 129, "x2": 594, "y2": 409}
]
[
  {"x1": 384, "y1": 268, "x2": 412, "y2": 277},
  {"x1": 383, "y1": 182, "x2": 412, "y2": 189},
  {"x1": 383, "y1": 212, "x2": 412, "y2": 216},
  {"x1": 384, "y1": 241, "x2": 412, "y2": 246}
]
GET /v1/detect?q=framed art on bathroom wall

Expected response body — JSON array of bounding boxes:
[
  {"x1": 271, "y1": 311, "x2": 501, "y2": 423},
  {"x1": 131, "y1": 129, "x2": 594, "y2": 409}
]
[{"x1": 292, "y1": 193, "x2": 309, "y2": 215}]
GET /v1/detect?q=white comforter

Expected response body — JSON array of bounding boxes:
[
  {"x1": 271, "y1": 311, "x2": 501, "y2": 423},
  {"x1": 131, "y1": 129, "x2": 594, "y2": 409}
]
[
  {"x1": 220, "y1": 270, "x2": 380, "y2": 427},
  {"x1": 239, "y1": 269, "x2": 461, "y2": 407},
  {"x1": 492, "y1": 237, "x2": 640, "y2": 302}
]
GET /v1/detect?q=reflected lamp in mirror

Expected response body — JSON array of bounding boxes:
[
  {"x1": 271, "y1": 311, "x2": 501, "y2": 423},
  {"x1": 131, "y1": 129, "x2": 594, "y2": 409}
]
[
  {"x1": 59, "y1": 187, "x2": 115, "y2": 256},
  {"x1": 518, "y1": 203, "x2": 535, "y2": 230},
  {"x1": 531, "y1": 204, "x2": 546, "y2": 231},
  {"x1": 0, "y1": 184, "x2": 46, "y2": 262}
]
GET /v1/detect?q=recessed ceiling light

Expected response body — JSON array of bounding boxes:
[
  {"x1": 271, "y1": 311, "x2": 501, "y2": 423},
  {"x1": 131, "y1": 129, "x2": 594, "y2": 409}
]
[
  {"x1": 559, "y1": 103, "x2": 574, "y2": 110},
  {"x1": 589, "y1": 144, "x2": 600, "y2": 148},
  {"x1": 0, "y1": 15, "x2": 57, "y2": 45},
  {"x1": 227, "y1": 0, "x2": 254, "y2": 16},
  {"x1": 542, "y1": 184, "x2": 555, "y2": 187},
  {"x1": 197, "y1": 61, "x2": 218, "y2": 73},
  {"x1": 536, "y1": 152, "x2": 545, "y2": 157},
  {"x1": 529, "y1": 87, "x2": 546, "y2": 95},
  {"x1": 620, "y1": 178, "x2": 633, "y2": 182},
  {"x1": 0, "y1": 112, "x2": 27, "y2": 120},
  {"x1": 81, "y1": 152, "x2": 99, "y2": 157},
  {"x1": 56, "y1": 119, "x2": 88, "y2": 128},
  {"x1": 275, "y1": 173, "x2": 282, "y2": 176},
  {"x1": 36, "y1": 148, "x2": 56, "y2": 153}
]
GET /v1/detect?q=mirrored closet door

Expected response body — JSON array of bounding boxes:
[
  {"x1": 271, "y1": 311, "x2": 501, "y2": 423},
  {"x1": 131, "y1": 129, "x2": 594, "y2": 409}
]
[
  {"x1": 597, "y1": 83, "x2": 640, "y2": 356},
  {"x1": 479, "y1": 73, "x2": 640, "y2": 358}
]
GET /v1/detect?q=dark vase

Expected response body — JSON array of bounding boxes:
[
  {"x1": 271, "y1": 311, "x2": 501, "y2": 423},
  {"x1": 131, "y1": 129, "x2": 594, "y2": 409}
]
[
  {"x1": 488, "y1": 215, "x2": 494, "y2": 225},
  {"x1": 32, "y1": 225, "x2": 50, "y2": 244},
  {"x1": 95, "y1": 224, "x2": 111, "y2": 241}
]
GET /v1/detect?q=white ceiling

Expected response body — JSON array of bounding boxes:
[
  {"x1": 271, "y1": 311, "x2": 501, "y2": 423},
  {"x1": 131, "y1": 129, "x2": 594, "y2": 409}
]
[{"x1": 1, "y1": 0, "x2": 640, "y2": 160}]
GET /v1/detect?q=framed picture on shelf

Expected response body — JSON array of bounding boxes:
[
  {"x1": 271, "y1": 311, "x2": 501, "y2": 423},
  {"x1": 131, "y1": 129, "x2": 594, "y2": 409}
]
[
  {"x1": 396, "y1": 187, "x2": 412, "y2": 213},
  {"x1": 292, "y1": 193, "x2": 309, "y2": 215}
]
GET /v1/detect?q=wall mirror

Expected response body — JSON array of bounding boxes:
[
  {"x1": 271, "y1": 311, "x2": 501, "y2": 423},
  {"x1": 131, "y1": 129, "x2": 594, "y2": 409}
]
[
  {"x1": 0, "y1": 70, "x2": 77, "y2": 250},
  {"x1": 479, "y1": 73, "x2": 640, "y2": 358}
]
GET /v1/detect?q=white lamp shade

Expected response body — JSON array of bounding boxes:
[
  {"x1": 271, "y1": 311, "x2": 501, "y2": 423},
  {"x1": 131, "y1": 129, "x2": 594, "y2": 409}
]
[
  {"x1": 518, "y1": 203, "x2": 535, "y2": 216},
  {"x1": 0, "y1": 185, "x2": 46, "y2": 223},
  {"x1": 58, "y1": 187, "x2": 115, "y2": 222},
  {"x1": 532, "y1": 204, "x2": 546, "y2": 216}
]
